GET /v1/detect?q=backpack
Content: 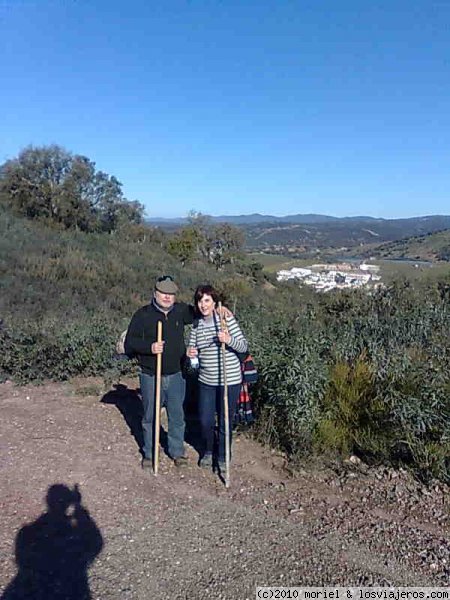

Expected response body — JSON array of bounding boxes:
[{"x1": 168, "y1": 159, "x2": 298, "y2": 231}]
[
  {"x1": 115, "y1": 330, "x2": 128, "y2": 356},
  {"x1": 240, "y1": 353, "x2": 258, "y2": 384}
]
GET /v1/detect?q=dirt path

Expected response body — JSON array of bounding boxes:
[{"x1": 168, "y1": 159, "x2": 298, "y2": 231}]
[{"x1": 1, "y1": 379, "x2": 449, "y2": 599}]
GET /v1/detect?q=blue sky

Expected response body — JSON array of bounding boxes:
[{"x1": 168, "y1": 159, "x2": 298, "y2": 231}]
[{"x1": 1, "y1": 0, "x2": 449, "y2": 218}]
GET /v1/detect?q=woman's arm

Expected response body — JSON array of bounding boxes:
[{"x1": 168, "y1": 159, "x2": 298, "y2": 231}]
[
  {"x1": 219, "y1": 316, "x2": 248, "y2": 354},
  {"x1": 187, "y1": 323, "x2": 198, "y2": 355}
]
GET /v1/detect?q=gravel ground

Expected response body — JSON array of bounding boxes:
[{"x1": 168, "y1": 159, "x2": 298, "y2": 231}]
[{"x1": 0, "y1": 378, "x2": 449, "y2": 600}]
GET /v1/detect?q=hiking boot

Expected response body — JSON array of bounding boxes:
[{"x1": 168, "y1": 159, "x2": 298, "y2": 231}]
[
  {"x1": 173, "y1": 456, "x2": 188, "y2": 468},
  {"x1": 199, "y1": 454, "x2": 213, "y2": 469},
  {"x1": 142, "y1": 457, "x2": 152, "y2": 471},
  {"x1": 218, "y1": 459, "x2": 230, "y2": 472}
]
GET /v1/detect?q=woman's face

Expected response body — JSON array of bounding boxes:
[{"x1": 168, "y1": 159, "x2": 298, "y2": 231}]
[{"x1": 198, "y1": 294, "x2": 215, "y2": 317}]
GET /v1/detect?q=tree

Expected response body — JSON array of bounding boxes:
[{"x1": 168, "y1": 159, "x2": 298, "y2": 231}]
[
  {"x1": 0, "y1": 145, "x2": 144, "y2": 232},
  {"x1": 187, "y1": 210, "x2": 214, "y2": 261},
  {"x1": 185, "y1": 211, "x2": 245, "y2": 269},
  {"x1": 166, "y1": 228, "x2": 198, "y2": 266},
  {"x1": 209, "y1": 223, "x2": 245, "y2": 270}
]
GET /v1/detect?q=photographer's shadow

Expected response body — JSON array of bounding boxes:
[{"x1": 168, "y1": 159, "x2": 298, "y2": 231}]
[
  {"x1": 101, "y1": 384, "x2": 144, "y2": 454},
  {"x1": 1, "y1": 484, "x2": 103, "y2": 600}
]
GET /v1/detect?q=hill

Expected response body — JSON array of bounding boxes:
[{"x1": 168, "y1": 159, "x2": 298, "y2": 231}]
[
  {"x1": 360, "y1": 229, "x2": 450, "y2": 262},
  {"x1": 148, "y1": 213, "x2": 447, "y2": 226},
  {"x1": 0, "y1": 205, "x2": 257, "y2": 325},
  {"x1": 147, "y1": 214, "x2": 450, "y2": 255},
  {"x1": 148, "y1": 213, "x2": 344, "y2": 225},
  {"x1": 1, "y1": 204, "x2": 450, "y2": 487},
  {"x1": 242, "y1": 216, "x2": 450, "y2": 253}
]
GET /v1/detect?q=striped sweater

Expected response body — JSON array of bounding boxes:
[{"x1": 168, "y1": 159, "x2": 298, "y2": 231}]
[{"x1": 188, "y1": 313, "x2": 248, "y2": 386}]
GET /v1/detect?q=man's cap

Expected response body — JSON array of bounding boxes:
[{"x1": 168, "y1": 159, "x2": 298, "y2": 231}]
[{"x1": 155, "y1": 275, "x2": 178, "y2": 294}]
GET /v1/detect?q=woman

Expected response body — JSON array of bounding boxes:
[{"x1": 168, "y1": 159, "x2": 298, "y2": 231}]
[{"x1": 187, "y1": 285, "x2": 248, "y2": 470}]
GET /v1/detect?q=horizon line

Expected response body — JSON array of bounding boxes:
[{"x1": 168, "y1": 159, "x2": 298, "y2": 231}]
[{"x1": 146, "y1": 212, "x2": 450, "y2": 220}]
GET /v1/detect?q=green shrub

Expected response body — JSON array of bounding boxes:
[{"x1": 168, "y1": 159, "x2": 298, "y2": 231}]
[
  {"x1": 0, "y1": 318, "x2": 133, "y2": 383},
  {"x1": 314, "y1": 355, "x2": 390, "y2": 459},
  {"x1": 241, "y1": 281, "x2": 450, "y2": 481}
]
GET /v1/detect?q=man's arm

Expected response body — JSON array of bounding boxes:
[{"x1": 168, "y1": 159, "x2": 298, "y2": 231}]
[
  {"x1": 124, "y1": 309, "x2": 155, "y2": 356},
  {"x1": 181, "y1": 301, "x2": 233, "y2": 326},
  {"x1": 181, "y1": 302, "x2": 196, "y2": 325},
  {"x1": 216, "y1": 305, "x2": 233, "y2": 319}
]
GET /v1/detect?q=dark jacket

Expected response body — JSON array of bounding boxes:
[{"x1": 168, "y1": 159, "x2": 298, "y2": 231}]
[{"x1": 124, "y1": 301, "x2": 194, "y2": 375}]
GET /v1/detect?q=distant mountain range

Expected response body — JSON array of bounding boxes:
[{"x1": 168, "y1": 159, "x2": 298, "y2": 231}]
[
  {"x1": 147, "y1": 213, "x2": 385, "y2": 225},
  {"x1": 147, "y1": 213, "x2": 450, "y2": 226},
  {"x1": 243, "y1": 215, "x2": 450, "y2": 249},
  {"x1": 147, "y1": 213, "x2": 450, "y2": 258}
]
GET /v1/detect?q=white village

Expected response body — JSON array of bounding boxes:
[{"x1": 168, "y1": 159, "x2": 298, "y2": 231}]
[{"x1": 277, "y1": 262, "x2": 382, "y2": 292}]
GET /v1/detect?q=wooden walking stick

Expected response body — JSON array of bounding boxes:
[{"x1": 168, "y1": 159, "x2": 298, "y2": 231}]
[
  {"x1": 218, "y1": 302, "x2": 230, "y2": 488},
  {"x1": 154, "y1": 320, "x2": 163, "y2": 475}
]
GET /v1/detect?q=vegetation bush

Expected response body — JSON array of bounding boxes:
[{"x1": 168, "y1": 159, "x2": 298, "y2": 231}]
[
  {"x1": 313, "y1": 355, "x2": 387, "y2": 458},
  {"x1": 1, "y1": 202, "x2": 449, "y2": 483},
  {"x1": 0, "y1": 317, "x2": 132, "y2": 383},
  {"x1": 244, "y1": 282, "x2": 450, "y2": 482},
  {"x1": 240, "y1": 309, "x2": 327, "y2": 456}
]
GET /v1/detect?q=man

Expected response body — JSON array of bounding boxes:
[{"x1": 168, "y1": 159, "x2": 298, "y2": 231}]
[{"x1": 124, "y1": 275, "x2": 193, "y2": 469}]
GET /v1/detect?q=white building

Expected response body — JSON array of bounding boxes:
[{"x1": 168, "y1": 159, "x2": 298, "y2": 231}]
[
  {"x1": 360, "y1": 263, "x2": 380, "y2": 272},
  {"x1": 276, "y1": 262, "x2": 382, "y2": 291}
]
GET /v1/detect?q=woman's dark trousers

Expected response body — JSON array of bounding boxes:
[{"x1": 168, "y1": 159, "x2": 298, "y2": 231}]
[{"x1": 197, "y1": 382, "x2": 240, "y2": 462}]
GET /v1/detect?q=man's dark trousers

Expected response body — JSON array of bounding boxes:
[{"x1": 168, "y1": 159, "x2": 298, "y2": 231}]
[{"x1": 139, "y1": 371, "x2": 186, "y2": 460}]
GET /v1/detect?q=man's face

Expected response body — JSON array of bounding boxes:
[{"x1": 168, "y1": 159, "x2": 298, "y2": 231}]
[{"x1": 154, "y1": 290, "x2": 176, "y2": 310}]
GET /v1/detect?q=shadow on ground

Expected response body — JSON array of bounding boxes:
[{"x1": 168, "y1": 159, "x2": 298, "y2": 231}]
[
  {"x1": 100, "y1": 380, "x2": 204, "y2": 463},
  {"x1": 101, "y1": 384, "x2": 144, "y2": 455},
  {"x1": 1, "y1": 484, "x2": 103, "y2": 600}
]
